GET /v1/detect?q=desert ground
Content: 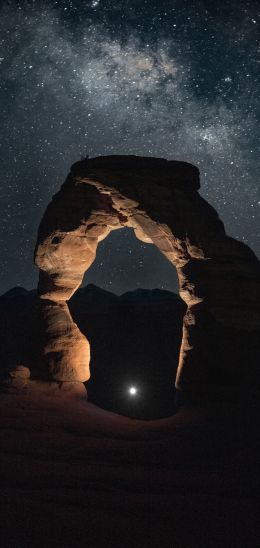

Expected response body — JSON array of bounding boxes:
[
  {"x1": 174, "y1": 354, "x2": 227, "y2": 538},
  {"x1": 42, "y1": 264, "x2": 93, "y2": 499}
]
[{"x1": 1, "y1": 378, "x2": 259, "y2": 548}]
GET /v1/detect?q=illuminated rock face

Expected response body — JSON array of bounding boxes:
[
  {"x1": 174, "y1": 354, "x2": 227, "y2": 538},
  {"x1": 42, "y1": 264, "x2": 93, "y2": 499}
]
[{"x1": 34, "y1": 155, "x2": 260, "y2": 399}]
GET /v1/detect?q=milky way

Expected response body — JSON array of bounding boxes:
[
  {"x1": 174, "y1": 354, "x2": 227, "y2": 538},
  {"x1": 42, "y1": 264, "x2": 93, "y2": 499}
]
[{"x1": 0, "y1": 0, "x2": 259, "y2": 294}]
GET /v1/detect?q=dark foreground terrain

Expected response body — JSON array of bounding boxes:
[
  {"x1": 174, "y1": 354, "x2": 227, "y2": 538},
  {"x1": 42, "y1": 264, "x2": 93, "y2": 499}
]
[
  {"x1": 0, "y1": 381, "x2": 259, "y2": 548},
  {"x1": 0, "y1": 284, "x2": 259, "y2": 547}
]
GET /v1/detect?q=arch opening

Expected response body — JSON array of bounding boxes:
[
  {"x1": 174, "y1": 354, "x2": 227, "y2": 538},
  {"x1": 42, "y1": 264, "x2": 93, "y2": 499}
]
[
  {"x1": 68, "y1": 226, "x2": 185, "y2": 419},
  {"x1": 81, "y1": 226, "x2": 180, "y2": 294}
]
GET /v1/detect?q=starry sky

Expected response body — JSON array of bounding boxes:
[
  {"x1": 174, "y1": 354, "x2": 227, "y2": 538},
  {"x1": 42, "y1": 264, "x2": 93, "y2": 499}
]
[{"x1": 0, "y1": 0, "x2": 259, "y2": 295}]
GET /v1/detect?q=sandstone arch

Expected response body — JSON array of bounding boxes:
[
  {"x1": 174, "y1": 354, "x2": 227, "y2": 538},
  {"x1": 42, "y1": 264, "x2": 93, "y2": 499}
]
[{"x1": 34, "y1": 156, "x2": 260, "y2": 401}]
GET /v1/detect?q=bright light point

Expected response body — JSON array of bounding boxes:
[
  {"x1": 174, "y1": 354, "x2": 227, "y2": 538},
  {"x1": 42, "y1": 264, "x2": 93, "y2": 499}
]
[{"x1": 129, "y1": 386, "x2": 137, "y2": 395}]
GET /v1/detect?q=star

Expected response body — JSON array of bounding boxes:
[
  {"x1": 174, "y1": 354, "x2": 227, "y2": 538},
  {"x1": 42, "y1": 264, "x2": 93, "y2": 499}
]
[
  {"x1": 128, "y1": 386, "x2": 138, "y2": 396},
  {"x1": 0, "y1": 1, "x2": 259, "y2": 295}
]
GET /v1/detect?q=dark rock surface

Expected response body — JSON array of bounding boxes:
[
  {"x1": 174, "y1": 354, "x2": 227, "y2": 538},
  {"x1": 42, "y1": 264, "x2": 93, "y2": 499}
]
[{"x1": 0, "y1": 284, "x2": 186, "y2": 419}]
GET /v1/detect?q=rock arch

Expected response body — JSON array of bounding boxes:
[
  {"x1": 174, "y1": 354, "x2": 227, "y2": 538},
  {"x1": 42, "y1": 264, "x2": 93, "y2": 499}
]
[{"x1": 34, "y1": 156, "x2": 260, "y2": 401}]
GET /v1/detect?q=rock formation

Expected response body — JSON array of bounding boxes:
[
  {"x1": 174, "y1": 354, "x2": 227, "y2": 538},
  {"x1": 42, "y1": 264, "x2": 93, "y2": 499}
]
[{"x1": 34, "y1": 155, "x2": 260, "y2": 401}]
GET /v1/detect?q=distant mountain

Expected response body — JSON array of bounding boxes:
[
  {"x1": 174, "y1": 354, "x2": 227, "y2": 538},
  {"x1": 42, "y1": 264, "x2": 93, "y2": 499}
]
[
  {"x1": 0, "y1": 284, "x2": 186, "y2": 419},
  {"x1": 0, "y1": 287, "x2": 36, "y2": 310},
  {"x1": 119, "y1": 287, "x2": 180, "y2": 303},
  {"x1": 0, "y1": 283, "x2": 181, "y2": 306},
  {"x1": 71, "y1": 284, "x2": 181, "y2": 305},
  {"x1": 1, "y1": 287, "x2": 29, "y2": 299},
  {"x1": 73, "y1": 284, "x2": 117, "y2": 305}
]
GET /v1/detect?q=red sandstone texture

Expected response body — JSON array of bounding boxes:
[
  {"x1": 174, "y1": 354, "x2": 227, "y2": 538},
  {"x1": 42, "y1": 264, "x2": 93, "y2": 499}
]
[{"x1": 34, "y1": 155, "x2": 260, "y2": 401}]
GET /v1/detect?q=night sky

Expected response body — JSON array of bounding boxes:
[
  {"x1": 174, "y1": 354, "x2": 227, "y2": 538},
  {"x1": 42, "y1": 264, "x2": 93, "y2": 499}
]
[{"x1": 0, "y1": 0, "x2": 259, "y2": 295}]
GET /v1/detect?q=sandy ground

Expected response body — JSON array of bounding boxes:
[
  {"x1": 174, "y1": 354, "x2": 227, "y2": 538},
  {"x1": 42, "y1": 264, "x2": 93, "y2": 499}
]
[{"x1": 0, "y1": 384, "x2": 259, "y2": 548}]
